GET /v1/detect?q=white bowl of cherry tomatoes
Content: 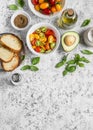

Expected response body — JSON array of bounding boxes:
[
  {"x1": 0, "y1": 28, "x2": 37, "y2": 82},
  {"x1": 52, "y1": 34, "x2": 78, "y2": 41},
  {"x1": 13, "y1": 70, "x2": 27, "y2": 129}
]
[
  {"x1": 28, "y1": 0, "x2": 65, "y2": 19},
  {"x1": 26, "y1": 22, "x2": 60, "y2": 56}
]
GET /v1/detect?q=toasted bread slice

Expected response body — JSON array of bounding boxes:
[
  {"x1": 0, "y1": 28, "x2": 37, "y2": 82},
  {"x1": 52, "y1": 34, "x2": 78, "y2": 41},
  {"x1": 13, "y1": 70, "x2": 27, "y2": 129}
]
[
  {"x1": 0, "y1": 44, "x2": 14, "y2": 62},
  {"x1": 0, "y1": 34, "x2": 23, "y2": 52},
  {"x1": 2, "y1": 54, "x2": 20, "y2": 71}
]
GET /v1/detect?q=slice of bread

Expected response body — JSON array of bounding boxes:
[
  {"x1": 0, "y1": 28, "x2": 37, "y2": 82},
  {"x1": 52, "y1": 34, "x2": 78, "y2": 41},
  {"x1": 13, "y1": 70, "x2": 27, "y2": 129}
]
[
  {"x1": 0, "y1": 34, "x2": 23, "y2": 52},
  {"x1": 2, "y1": 54, "x2": 20, "y2": 71},
  {"x1": 0, "y1": 44, "x2": 14, "y2": 62}
]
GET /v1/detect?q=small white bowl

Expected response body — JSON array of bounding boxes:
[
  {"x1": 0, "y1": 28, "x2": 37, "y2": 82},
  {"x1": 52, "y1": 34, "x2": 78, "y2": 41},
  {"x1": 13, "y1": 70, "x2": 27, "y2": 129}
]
[
  {"x1": 26, "y1": 22, "x2": 60, "y2": 56},
  {"x1": 28, "y1": 0, "x2": 65, "y2": 19},
  {"x1": 11, "y1": 10, "x2": 31, "y2": 31}
]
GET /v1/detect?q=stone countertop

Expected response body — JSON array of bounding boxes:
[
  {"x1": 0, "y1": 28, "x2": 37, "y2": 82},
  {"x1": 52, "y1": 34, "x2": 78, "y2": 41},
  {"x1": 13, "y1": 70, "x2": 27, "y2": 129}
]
[{"x1": 0, "y1": 0, "x2": 93, "y2": 130}]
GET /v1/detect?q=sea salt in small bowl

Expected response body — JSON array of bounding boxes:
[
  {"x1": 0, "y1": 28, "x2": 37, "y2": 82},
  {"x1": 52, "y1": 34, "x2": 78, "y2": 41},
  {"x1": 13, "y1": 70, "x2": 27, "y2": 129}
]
[
  {"x1": 26, "y1": 22, "x2": 60, "y2": 56},
  {"x1": 83, "y1": 27, "x2": 93, "y2": 46},
  {"x1": 11, "y1": 10, "x2": 31, "y2": 31}
]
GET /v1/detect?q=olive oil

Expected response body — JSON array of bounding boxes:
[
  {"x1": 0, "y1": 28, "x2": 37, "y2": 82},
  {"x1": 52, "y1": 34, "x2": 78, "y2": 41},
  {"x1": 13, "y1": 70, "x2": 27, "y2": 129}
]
[{"x1": 57, "y1": 8, "x2": 78, "y2": 29}]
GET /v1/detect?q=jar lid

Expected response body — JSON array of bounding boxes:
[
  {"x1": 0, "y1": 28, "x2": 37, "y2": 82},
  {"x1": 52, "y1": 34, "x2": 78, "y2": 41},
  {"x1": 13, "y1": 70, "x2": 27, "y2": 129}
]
[{"x1": 67, "y1": 9, "x2": 74, "y2": 16}]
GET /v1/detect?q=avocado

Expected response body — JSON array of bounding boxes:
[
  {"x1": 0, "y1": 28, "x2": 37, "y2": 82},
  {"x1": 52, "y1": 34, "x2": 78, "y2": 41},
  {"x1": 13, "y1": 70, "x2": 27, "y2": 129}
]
[{"x1": 61, "y1": 31, "x2": 80, "y2": 52}]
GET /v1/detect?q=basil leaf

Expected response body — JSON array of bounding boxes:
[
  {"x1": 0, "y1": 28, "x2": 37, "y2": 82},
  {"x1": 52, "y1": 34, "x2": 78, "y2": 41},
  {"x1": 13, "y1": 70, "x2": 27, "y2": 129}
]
[
  {"x1": 77, "y1": 62, "x2": 84, "y2": 67},
  {"x1": 67, "y1": 60, "x2": 75, "y2": 65},
  {"x1": 21, "y1": 65, "x2": 30, "y2": 70},
  {"x1": 17, "y1": 0, "x2": 25, "y2": 7},
  {"x1": 81, "y1": 50, "x2": 93, "y2": 55},
  {"x1": 79, "y1": 57, "x2": 90, "y2": 63},
  {"x1": 66, "y1": 65, "x2": 76, "y2": 73},
  {"x1": 63, "y1": 70, "x2": 68, "y2": 76},
  {"x1": 21, "y1": 55, "x2": 25, "y2": 61},
  {"x1": 55, "y1": 61, "x2": 65, "y2": 68},
  {"x1": 31, "y1": 57, "x2": 40, "y2": 65},
  {"x1": 8, "y1": 4, "x2": 18, "y2": 10},
  {"x1": 81, "y1": 19, "x2": 91, "y2": 27},
  {"x1": 30, "y1": 65, "x2": 39, "y2": 71},
  {"x1": 55, "y1": 55, "x2": 68, "y2": 68}
]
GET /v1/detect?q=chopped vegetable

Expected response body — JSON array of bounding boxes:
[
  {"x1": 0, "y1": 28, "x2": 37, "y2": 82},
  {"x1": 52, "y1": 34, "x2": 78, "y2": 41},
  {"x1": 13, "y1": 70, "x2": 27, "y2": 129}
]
[{"x1": 29, "y1": 27, "x2": 57, "y2": 54}]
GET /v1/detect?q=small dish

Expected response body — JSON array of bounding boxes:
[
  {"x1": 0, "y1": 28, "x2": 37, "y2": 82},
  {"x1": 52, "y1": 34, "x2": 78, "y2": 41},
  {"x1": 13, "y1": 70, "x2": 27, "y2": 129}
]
[
  {"x1": 11, "y1": 10, "x2": 31, "y2": 31},
  {"x1": 28, "y1": 0, "x2": 65, "y2": 19},
  {"x1": 26, "y1": 22, "x2": 60, "y2": 56}
]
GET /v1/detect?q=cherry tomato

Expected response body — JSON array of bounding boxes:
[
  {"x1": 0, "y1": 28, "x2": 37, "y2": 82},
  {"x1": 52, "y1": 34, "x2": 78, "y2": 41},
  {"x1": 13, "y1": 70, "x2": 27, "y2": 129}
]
[
  {"x1": 56, "y1": 4, "x2": 62, "y2": 11},
  {"x1": 31, "y1": 39, "x2": 37, "y2": 46},
  {"x1": 42, "y1": 8, "x2": 51, "y2": 15},
  {"x1": 45, "y1": 43, "x2": 50, "y2": 50},
  {"x1": 49, "y1": 0, "x2": 55, "y2": 5},
  {"x1": 51, "y1": 6, "x2": 57, "y2": 13},
  {"x1": 45, "y1": 29, "x2": 54, "y2": 36},
  {"x1": 35, "y1": 47, "x2": 41, "y2": 52},
  {"x1": 31, "y1": 0, "x2": 38, "y2": 5},
  {"x1": 40, "y1": 2, "x2": 49, "y2": 9}
]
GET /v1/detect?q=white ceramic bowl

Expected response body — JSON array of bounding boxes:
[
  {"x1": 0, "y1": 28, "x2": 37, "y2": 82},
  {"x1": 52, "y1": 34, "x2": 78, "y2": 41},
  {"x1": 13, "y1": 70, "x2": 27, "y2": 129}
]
[
  {"x1": 28, "y1": 0, "x2": 65, "y2": 19},
  {"x1": 11, "y1": 10, "x2": 31, "y2": 31},
  {"x1": 26, "y1": 22, "x2": 60, "y2": 56}
]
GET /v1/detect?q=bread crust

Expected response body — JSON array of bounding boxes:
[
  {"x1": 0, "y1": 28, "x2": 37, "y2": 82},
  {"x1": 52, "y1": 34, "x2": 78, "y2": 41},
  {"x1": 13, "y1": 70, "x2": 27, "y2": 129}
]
[
  {"x1": 2, "y1": 54, "x2": 20, "y2": 71},
  {"x1": 0, "y1": 34, "x2": 23, "y2": 53}
]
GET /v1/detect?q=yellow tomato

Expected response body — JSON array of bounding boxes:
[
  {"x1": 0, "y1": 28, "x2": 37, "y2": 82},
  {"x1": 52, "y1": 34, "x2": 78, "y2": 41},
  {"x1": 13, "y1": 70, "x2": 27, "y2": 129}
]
[
  {"x1": 40, "y1": 2, "x2": 49, "y2": 9},
  {"x1": 40, "y1": 37, "x2": 47, "y2": 42},
  {"x1": 56, "y1": 4, "x2": 62, "y2": 11},
  {"x1": 48, "y1": 35, "x2": 55, "y2": 43},
  {"x1": 39, "y1": 0, "x2": 44, "y2": 4},
  {"x1": 29, "y1": 34, "x2": 35, "y2": 41},
  {"x1": 34, "y1": 4, "x2": 40, "y2": 11},
  {"x1": 34, "y1": 34, "x2": 40, "y2": 39},
  {"x1": 32, "y1": 46, "x2": 36, "y2": 49}
]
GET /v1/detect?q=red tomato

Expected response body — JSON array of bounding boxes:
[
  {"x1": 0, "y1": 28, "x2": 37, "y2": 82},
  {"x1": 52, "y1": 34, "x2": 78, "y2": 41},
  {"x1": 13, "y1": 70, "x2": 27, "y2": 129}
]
[
  {"x1": 31, "y1": 0, "x2": 38, "y2": 5},
  {"x1": 45, "y1": 29, "x2": 54, "y2": 37},
  {"x1": 31, "y1": 39, "x2": 37, "y2": 45},
  {"x1": 49, "y1": 0, "x2": 55, "y2": 5},
  {"x1": 42, "y1": 8, "x2": 51, "y2": 15},
  {"x1": 35, "y1": 47, "x2": 41, "y2": 52}
]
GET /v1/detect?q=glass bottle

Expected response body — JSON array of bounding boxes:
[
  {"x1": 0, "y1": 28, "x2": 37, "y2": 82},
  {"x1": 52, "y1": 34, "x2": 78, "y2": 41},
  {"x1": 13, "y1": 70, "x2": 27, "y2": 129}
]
[{"x1": 57, "y1": 8, "x2": 78, "y2": 29}]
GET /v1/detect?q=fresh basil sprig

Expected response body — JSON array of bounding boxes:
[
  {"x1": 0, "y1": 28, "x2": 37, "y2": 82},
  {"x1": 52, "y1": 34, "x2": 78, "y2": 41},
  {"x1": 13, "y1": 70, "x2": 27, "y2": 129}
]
[
  {"x1": 21, "y1": 57, "x2": 40, "y2": 72},
  {"x1": 81, "y1": 50, "x2": 93, "y2": 55},
  {"x1": 55, "y1": 52, "x2": 91, "y2": 76},
  {"x1": 81, "y1": 19, "x2": 91, "y2": 27}
]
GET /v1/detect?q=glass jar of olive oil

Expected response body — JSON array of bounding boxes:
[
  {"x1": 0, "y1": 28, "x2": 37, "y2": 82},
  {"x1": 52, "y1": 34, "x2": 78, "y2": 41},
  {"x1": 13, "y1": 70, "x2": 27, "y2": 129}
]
[{"x1": 57, "y1": 8, "x2": 78, "y2": 29}]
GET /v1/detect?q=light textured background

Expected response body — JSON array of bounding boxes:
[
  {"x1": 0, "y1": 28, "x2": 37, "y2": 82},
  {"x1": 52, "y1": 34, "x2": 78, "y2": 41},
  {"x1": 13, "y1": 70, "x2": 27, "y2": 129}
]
[{"x1": 0, "y1": 0, "x2": 93, "y2": 130}]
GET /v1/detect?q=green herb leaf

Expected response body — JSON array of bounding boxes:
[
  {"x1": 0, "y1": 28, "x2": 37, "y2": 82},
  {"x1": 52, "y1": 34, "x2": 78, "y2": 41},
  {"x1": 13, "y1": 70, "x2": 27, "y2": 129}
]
[
  {"x1": 31, "y1": 57, "x2": 40, "y2": 65},
  {"x1": 21, "y1": 65, "x2": 30, "y2": 70},
  {"x1": 81, "y1": 19, "x2": 91, "y2": 27},
  {"x1": 21, "y1": 55, "x2": 25, "y2": 61},
  {"x1": 77, "y1": 62, "x2": 84, "y2": 67},
  {"x1": 66, "y1": 65, "x2": 76, "y2": 73},
  {"x1": 55, "y1": 61, "x2": 65, "y2": 68},
  {"x1": 55, "y1": 55, "x2": 68, "y2": 68},
  {"x1": 67, "y1": 60, "x2": 75, "y2": 65},
  {"x1": 81, "y1": 50, "x2": 93, "y2": 55},
  {"x1": 79, "y1": 57, "x2": 90, "y2": 63},
  {"x1": 30, "y1": 65, "x2": 39, "y2": 71},
  {"x1": 63, "y1": 70, "x2": 68, "y2": 76},
  {"x1": 17, "y1": 0, "x2": 25, "y2": 7},
  {"x1": 8, "y1": 4, "x2": 18, "y2": 10}
]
